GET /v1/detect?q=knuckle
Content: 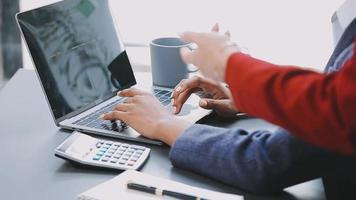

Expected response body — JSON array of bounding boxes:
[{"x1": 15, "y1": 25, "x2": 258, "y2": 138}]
[
  {"x1": 125, "y1": 97, "x2": 132, "y2": 103},
  {"x1": 132, "y1": 96, "x2": 140, "y2": 102},
  {"x1": 178, "y1": 79, "x2": 187, "y2": 87},
  {"x1": 195, "y1": 76, "x2": 202, "y2": 83}
]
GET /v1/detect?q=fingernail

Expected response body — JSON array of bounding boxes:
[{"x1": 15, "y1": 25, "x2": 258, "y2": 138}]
[
  {"x1": 172, "y1": 106, "x2": 177, "y2": 114},
  {"x1": 99, "y1": 114, "x2": 105, "y2": 119},
  {"x1": 200, "y1": 100, "x2": 208, "y2": 107},
  {"x1": 175, "y1": 86, "x2": 182, "y2": 92}
]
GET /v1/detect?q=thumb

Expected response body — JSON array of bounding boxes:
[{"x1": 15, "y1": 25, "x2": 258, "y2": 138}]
[{"x1": 199, "y1": 98, "x2": 222, "y2": 110}]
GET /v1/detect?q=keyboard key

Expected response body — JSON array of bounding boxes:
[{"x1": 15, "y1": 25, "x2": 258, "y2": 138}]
[{"x1": 161, "y1": 99, "x2": 171, "y2": 106}]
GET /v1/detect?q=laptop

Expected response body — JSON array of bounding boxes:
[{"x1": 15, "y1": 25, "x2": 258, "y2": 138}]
[{"x1": 16, "y1": 0, "x2": 210, "y2": 145}]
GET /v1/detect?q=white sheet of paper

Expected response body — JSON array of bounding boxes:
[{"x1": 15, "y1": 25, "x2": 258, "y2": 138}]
[{"x1": 78, "y1": 170, "x2": 243, "y2": 200}]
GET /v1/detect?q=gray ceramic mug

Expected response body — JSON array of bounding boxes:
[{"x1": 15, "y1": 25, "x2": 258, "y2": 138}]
[{"x1": 150, "y1": 37, "x2": 197, "y2": 88}]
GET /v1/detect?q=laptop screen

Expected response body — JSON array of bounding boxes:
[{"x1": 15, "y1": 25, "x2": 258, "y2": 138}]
[{"x1": 17, "y1": 0, "x2": 136, "y2": 121}]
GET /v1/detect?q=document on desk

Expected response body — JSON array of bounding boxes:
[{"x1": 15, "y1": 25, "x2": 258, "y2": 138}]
[{"x1": 78, "y1": 170, "x2": 243, "y2": 200}]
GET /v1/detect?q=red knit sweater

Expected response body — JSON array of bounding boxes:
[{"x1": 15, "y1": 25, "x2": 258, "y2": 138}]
[{"x1": 225, "y1": 44, "x2": 356, "y2": 155}]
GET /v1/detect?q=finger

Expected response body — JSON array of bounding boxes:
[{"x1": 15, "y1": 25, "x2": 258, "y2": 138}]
[
  {"x1": 124, "y1": 97, "x2": 134, "y2": 104},
  {"x1": 211, "y1": 23, "x2": 219, "y2": 32},
  {"x1": 180, "y1": 47, "x2": 197, "y2": 64},
  {"x1": 172, "y1": 76, "x2": 201, "y2": 101},
  {"x1": 225, "y1": 30, "x2": 231, "y2": 39},
  {"x1": 118, "y1": 88, "x2": 147, "y2": 97},
  {"x1": 199, "y1": 98, "x2": 225, "y2": 110},
  {"x1": 114, "y1": 103, "x2": 133, "y2": 112},
  {"x1": 180, "y1": 31, "x2": 204, "y2": 45},
  {"x1": 173, "y1": 89, "x2": 192, "y2": 114},
  {"x1": 101, "y1": 111, "x2": 127, "y2": 121},
  {"x1": 171, "y1": 79, "x2": 186, "y2": 100}
]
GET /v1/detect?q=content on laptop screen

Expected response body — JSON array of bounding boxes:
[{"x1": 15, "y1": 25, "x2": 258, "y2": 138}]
[{"x1": 17, "y1": 0, "x2": 136, "y2": 120}]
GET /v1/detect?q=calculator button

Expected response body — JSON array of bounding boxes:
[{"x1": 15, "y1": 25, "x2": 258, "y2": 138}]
[
  {"x1": 93, "y1": 155, "x2": 101, "y2": 161},
  {"x1": 116, "y1": 150, "x2": 124, "y2": 154},
  {"x1": 124, "y1": 154, "x2": 132, "y2": 158},
  {"x1": 110, "y1": 159, "x2": 118, "y2": 163},
  {"x1": 113, "y1": 143, "x2": 121, "y2": 147},
  {"x1": 105, "y1": 141, "x2": 113, "y2": 145},
  {"x1": 113, "y1": 155, "x2": 121, "y2": 159},
  {"x1": 119, "y1": 160, "x2": 126, "y2": 165},
  {"x1": 101, "y1": 157, "x2": 109, "y2": 162},
  {"x1": 127, "y1": 161, "x2": 135, "y2": 166},
  {"x1": 101, "y1": 146, "x2": 109, "y2": 150},
  {"x1": 106, "y1": 153, "x2": 113, "y2": 157},
  {"x1": 108, "y1": 150, "x2": 116, "y2": 154},
  {"x1": 117, "y1": 150, "x2": 125, "y2": 154},
  {"x1": 96, "y1": 152, "x2": 104, "y2": 156},
  {"x1": 122, "y1": 144, "x2": 129, "y2": 148},
  {"x1": 110, "y1": 147, "x2": 118, "y2": 151},
  {"x1": 130, "y1": 145, "x2": 146, "y2": 151}
]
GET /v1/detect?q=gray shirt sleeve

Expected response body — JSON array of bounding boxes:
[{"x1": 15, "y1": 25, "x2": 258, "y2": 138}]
[{"x1": 169, "y1": 124, "x2": 337, "y2": 194}]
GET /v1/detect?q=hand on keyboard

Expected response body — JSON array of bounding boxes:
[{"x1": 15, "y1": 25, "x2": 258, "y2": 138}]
[{"x1": 101, "y1": 88, "x2": 191, "y2": 145}]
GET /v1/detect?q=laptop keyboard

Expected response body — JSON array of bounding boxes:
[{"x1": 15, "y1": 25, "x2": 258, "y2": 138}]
[
  {"x1": 73, "y1": 89, "x2": 172, "y2": 132},
  {"x1": 153, "y1": 88, "x2": 172, "y2": 106}
]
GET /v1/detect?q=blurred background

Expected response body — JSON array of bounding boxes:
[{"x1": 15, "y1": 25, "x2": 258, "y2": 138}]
[{"x1": 0, "y1": 0, "x2": 345, "y2": 90}]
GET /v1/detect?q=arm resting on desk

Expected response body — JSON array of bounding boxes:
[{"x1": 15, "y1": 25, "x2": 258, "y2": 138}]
[{"x1": 169, "y1": 124, "x2": 340, "y2": 194}]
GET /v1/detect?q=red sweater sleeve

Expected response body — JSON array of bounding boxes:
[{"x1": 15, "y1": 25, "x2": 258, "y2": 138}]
[{"x1": 225, "y1": 44, "x2": 356, "y2": 155}]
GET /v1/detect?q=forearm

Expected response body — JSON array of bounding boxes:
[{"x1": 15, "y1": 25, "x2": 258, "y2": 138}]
[
  {"x1": 225, "y1": 52, "x2": 356, "y2": 154},
  {"x1": 169, "y1": 125, "x2": 336, "y2": 194}
]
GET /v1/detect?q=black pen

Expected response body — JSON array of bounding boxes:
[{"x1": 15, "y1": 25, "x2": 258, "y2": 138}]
[{"x1": 127, "y1": 182, "x2": 209, "y2": 200}]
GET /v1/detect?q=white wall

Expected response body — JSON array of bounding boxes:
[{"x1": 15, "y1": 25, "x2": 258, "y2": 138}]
[{"x1": 21, "y1": 0, "x2": 345, "y2": 70}]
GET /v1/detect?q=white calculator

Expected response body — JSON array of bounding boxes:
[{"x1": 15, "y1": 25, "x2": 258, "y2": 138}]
[{"x1": 55, "y1": 131, "x2": 151, "y2": 170}]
